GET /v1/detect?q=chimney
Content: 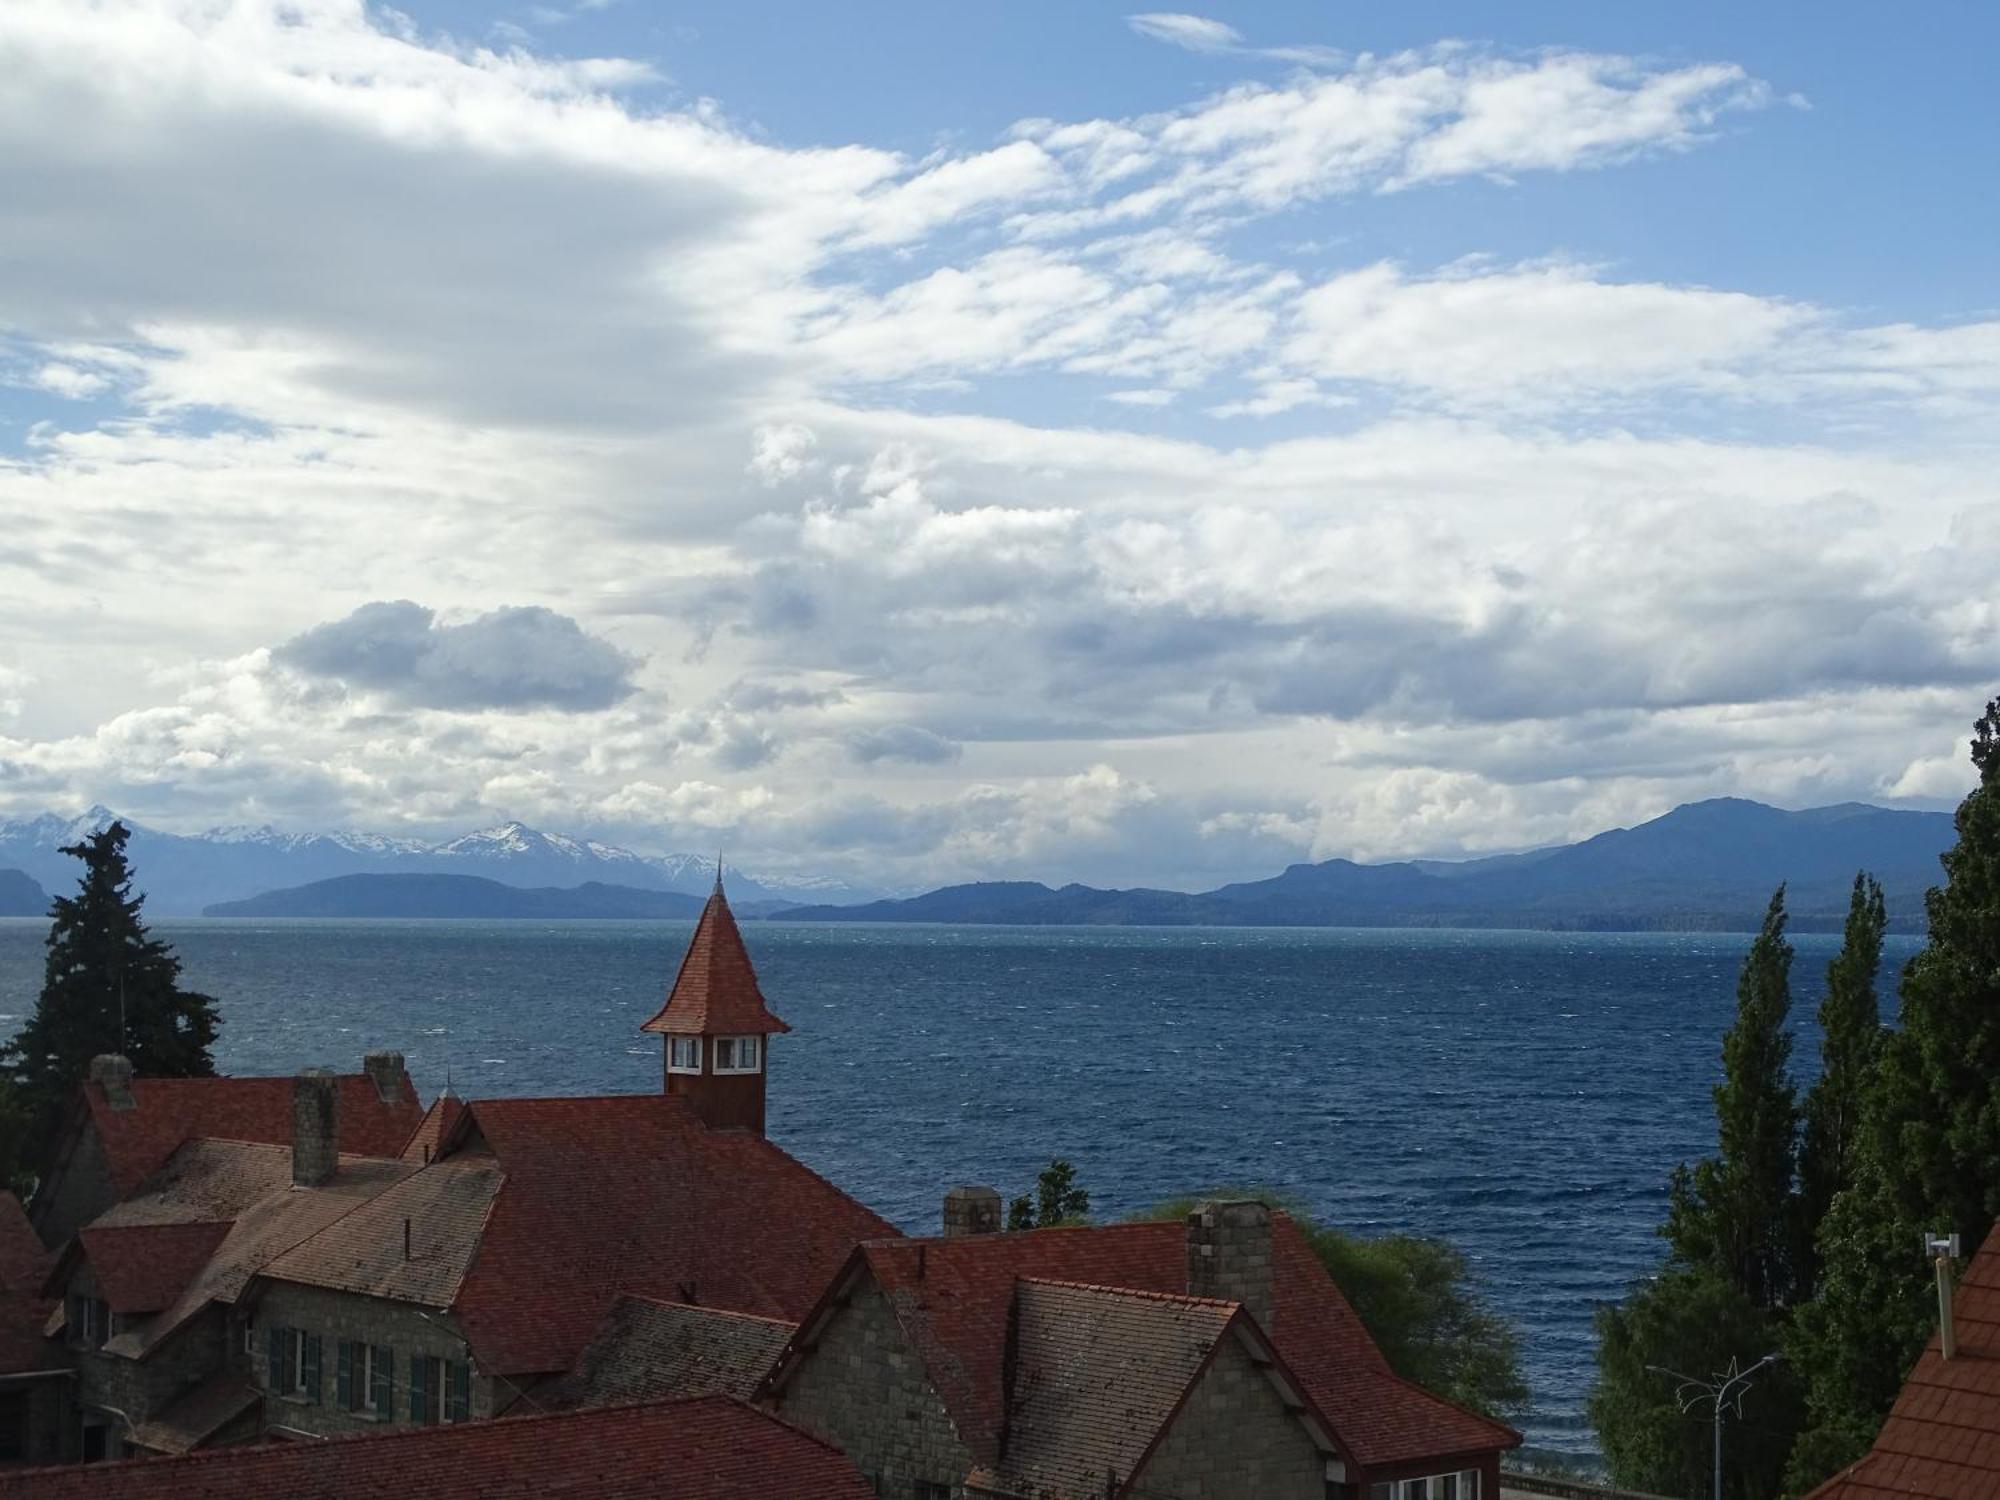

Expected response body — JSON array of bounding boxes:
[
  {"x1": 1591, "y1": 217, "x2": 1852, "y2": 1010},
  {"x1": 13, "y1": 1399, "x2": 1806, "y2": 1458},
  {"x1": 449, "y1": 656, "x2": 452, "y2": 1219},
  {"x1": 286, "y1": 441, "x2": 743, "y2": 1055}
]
[
  {"x1": 1187, "y1": 1200, "x2": 1274, "y2": 1331},
  {"x1": 292, "y1": 1068, "x2": 339, "y2": 1188},
  {"x1": 1927, "y1": 1232, "x2": 1962, "y2": 1360},
  {"x1": 88, "y1": 1054, "x2": 135, "y2": 1111},
  {"x1": 363, "y1": 1050, "x2": 409, "y2": 1104},
  {"x1": 943, "y1": 1185, "x2": 1002, "y2": 1238}
]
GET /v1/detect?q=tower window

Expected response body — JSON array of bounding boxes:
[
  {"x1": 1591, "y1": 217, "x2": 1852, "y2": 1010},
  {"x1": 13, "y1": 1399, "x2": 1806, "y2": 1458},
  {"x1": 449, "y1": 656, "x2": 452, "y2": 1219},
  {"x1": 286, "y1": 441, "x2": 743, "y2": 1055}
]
[
  {"x1": 712, "y1": 1035, "x2": 761, "y2": 1073},
  {"x1": 668, "y1": 1036, "x2": 703, "y2": 1073}
]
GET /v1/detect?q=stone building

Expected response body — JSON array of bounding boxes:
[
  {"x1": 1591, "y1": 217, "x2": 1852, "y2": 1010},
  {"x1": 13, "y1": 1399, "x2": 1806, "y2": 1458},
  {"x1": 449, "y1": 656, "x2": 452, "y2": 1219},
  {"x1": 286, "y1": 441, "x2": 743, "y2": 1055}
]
[
  {"x1": 0, "y1": 1193, "x2": 66, "y2": 1468},
  {"x1": 0, "y1": 1394, "x2": 873, "y2": 1498},
  {"x1": 762, "y1": 1196, "x2": 1520, "y2": 1500}
]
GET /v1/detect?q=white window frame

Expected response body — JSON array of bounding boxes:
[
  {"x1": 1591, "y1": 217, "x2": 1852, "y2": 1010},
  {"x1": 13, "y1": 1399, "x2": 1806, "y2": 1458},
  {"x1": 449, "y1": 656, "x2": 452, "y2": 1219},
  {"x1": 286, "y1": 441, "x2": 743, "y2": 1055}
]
[
  {"x1": 288, "y1": 1329, "x2": 309, "y2": 1396},
  {"x1": 356, "y1": 1343, "x2": 383, "y2": 1413},
  {"x1": 712, "y1": 1035, "x2": 761, "y2": 1074},
  {"x1": 667, "y1": 1035, "x2": 703, "y2": 1074}
]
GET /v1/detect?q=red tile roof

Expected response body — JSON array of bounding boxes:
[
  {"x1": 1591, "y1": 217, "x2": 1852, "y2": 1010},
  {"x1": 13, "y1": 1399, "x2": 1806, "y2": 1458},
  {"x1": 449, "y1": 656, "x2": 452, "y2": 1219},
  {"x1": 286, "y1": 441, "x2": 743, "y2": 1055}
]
[
  {"x1": 82, "y1": 1070, "x2": 423, "y2": 1194},
  {"x1": 353, "y1": 1093, "x2": 894, "y2": 1377},
  {"x1": 0, "y1": 1192, "x2": 57, "y2": 1377},
  {"x1": 401, "y1": 1092, "x2": 466, "y2": 1165},
  {"x1": 546, "y1": 1295, "x2": 798, "y2": 1408},
  {"x1": 1806, "y1": 1219, "x2": 2000, "y2": 1500},
  {"x1": 0, "y1": 1394, "x2": 872, "y2": 1499},
  {"x1": 774, "y1": 1216, "x2": 1516, "y2": 1475},
  {"x1": 641, "y1": 889, "x2": 790, "y2": 1037},
  {"x1": 76, "y1": 1221, "x2": 233, "y2": 1314}
]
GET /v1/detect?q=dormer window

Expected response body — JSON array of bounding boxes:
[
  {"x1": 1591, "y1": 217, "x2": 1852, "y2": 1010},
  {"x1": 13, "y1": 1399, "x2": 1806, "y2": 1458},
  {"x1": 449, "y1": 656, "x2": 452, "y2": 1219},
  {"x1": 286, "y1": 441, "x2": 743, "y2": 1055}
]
[
  {"x1": 712, "y1": 1035, "x2": 761, "y2": 1074},
  {"x1": 667, "y1": 1036, "x2": 702, "y2": 1074}
]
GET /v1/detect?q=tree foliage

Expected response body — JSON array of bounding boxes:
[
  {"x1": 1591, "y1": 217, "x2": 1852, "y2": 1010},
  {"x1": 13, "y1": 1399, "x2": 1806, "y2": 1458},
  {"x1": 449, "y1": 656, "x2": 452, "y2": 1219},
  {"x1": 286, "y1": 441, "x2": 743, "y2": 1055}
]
[
  {"x1": 0, "y1": 823, "x2": 220, "y2": 1181},
  {"x1": 1007, "y1": 1157, "x2": 1091, "y2": 1230},
  {"x1": 1131, "y1": 1189, "x2": 1527, "y2": 1419},
  {"x1": 1664, "y1": 886, "x2": 1801, "y2": 1312},
  {"x1": 1590, "y1": 1266, "x2": 1801, "y2": 1500}
]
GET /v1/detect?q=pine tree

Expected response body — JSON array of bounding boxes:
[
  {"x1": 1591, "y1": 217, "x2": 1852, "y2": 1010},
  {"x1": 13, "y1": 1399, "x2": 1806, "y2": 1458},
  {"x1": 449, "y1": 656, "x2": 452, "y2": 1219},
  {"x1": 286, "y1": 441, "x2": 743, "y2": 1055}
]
[
  {"x1": 1663, "y1": 886, "x2": 1800, "y2": 1311},
  {"x1": 1794, "y1": 872, "x2": 1887, "y2": 1300},
  {"x1": 0, "y1": 822, "x2": 220, "y2": 1176}
]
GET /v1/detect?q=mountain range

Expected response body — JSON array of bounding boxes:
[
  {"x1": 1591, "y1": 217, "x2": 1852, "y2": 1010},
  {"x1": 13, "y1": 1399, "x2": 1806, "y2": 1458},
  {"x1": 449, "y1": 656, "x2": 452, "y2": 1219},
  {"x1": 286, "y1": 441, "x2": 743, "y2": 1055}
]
[
  {"x1": 205, "y1": 874, "x2": 711, "y2": 920},
  {"x1": 781, "y1": 799, "x2": 1958, "y2": 933},
  {"x1": 0, "y1": 807, "x2": 879, "y2": 916}
]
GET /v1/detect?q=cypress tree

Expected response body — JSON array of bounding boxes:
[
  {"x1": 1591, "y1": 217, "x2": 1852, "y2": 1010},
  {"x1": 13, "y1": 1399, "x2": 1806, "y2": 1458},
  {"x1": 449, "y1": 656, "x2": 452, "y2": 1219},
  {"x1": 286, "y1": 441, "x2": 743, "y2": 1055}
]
[
  {"x1": 1663, "y1": 886, "x2": 1800, "y2": 1311},
  {"x1": 1794, "y1": 872, "x2": 1887, "y2": 1299},
  {"x1": 0, "y1": 822, "x2": 220, "y2": 1176}
]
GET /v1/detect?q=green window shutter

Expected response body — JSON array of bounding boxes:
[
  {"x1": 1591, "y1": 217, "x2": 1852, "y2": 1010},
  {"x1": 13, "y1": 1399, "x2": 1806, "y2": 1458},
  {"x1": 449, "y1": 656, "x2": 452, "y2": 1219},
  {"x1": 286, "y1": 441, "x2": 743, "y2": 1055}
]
[
  {"x1": 303, "y1": 1333, "x2": 323, "y2": 1402},
  {"x1": 337, "y1": 1339, "x2": 353, "y2": 1410},
  {"x1": 266, "y1": 1325, "x2": 283, "y2": 1391},
  {"x1": 409, "y1": 1354, "x2": 429, "y2": 1425},
  {"x1": 373, "y1": 1345, "x2": 393, "y2": 1414},
  {"x1": 447, "y1": 1360, "x2": 470, "y2": 1423}
]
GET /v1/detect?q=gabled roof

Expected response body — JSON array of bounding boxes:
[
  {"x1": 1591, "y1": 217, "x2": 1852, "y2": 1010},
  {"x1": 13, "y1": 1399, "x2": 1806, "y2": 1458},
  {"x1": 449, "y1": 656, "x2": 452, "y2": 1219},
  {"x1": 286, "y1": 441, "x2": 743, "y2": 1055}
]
[
  {"x1": 546, "y1": 1294, "x2": 798, "y2": 1408},
  {"x1": 123, "y1": 1372, "x2": 260, "y2": 1456},
  {"x1": 771, "y1": 1216, "x2": 1517, "y2": 1475},
  {"x1": 1806, "y1": 1219, "x2": 2000, "y2": 1500},
  {"x1": 0, "y1": 1192, "x2": 58, "y2": 1377},
  {"x1": 264, "y1": 1093, "x2": 894, "y2": 1378},
  {"x1": 75, "y1": 1070, "x2": 423, "y2": 1196},
  {"x1": 996, "y1": 1279, "x2": 1244, "y2": 1498},
  {"x1": 641, "y1": 888, "x2": 790, "y2": 1036},
  {"x1": 0, "y1": 1394, "x2": 873, "y2": 1499},
  {"x1": 401, "y1": 1092, "x2": 466, "y2": 1165},
  {"x1": 53, "y1": 1139, "x2": 415, "y2": 1359},
  {"x1": 76, "y1": 1222, "x2": 232, "y2": 1314}
]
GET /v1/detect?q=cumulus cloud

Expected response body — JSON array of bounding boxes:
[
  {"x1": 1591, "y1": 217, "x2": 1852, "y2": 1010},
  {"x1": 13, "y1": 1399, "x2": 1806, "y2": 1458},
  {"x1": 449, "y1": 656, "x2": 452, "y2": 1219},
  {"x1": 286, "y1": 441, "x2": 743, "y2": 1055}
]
[{"x1": 275, "y1": 602, "x2": 639, "y2": 712}]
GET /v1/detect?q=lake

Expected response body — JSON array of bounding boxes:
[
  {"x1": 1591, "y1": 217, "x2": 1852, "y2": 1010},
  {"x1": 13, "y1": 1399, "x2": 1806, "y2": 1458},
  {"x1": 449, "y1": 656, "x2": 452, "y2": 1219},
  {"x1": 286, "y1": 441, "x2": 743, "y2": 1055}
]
[{"x1": 0, "y1": 916, "x2": 1918, "y2": 1460}]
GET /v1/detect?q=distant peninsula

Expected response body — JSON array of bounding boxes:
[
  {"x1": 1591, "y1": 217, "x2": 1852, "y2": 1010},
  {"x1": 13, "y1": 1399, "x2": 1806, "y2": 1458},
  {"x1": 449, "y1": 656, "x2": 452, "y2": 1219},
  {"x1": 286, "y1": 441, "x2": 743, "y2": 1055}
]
[
  {"x1": 204, "y1": 873, "x2": 710, "y2": 919},
  {"x1": 0, "y1": 868, "x2": 48, "y2": 917},
  {"x1": 781, "y1": 798, "x2": 1956, "y2": 934}
]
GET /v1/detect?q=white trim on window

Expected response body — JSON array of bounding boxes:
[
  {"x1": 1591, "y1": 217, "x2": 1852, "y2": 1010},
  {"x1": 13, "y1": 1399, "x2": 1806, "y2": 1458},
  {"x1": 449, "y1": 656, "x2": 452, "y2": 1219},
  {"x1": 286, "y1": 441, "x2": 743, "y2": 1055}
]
[
  {"x1": 712, "y1": 1035, "x2": 762, "y2": 1074},
  {"x1": 667, "y1": 1035, "x2": 703, "y2": 1074}
]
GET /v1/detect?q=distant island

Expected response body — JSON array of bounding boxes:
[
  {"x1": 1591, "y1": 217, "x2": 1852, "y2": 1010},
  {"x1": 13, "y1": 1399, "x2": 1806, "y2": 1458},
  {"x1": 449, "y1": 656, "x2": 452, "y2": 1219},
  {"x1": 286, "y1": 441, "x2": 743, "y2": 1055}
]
[
  {"x1": 782, "y1": 799, "x2": 1956, "y2": 933},
  {"x1": 204, "y1": 873, "x2": 710, "y2": 919},
  {"x1": 0, "y1": 868, "x2": 47, "y2": 917}
]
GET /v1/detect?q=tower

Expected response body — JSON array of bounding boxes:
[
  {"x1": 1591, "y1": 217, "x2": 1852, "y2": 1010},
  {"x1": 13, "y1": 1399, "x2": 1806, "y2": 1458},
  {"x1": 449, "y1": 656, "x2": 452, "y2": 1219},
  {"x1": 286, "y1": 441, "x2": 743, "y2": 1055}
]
[{"x1": 640, "y1": 874, "x2": 790, "y2": 1134}]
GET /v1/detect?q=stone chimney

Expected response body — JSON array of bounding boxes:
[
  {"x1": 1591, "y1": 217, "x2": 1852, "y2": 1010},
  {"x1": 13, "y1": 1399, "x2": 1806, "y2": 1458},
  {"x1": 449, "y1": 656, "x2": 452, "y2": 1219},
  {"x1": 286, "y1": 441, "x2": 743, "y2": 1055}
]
[
  {"x1": 292, "y1": 1068, "x2": 339, "y2": 1188},
  {"x1": 1186, "y1": 1200, "x2": 1274, "y2": 1331},
  {"x1": 942, "y1": 1185, "x2": 1002, "y2": 1238},
  {"x1": 89, "y1": 1054, "x2": 136, "y2": 1111},
  {"x1": 363, "y1": 1050, "x2": 409, "y2": 1104}
]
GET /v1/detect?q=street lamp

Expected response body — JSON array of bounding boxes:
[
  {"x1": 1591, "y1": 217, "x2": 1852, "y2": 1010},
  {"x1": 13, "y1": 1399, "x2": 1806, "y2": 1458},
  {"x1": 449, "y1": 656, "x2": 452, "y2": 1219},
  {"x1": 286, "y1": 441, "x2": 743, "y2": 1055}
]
[{"x1": 1645, "y1": 1352, "x2": 1782, "y2": 1500}]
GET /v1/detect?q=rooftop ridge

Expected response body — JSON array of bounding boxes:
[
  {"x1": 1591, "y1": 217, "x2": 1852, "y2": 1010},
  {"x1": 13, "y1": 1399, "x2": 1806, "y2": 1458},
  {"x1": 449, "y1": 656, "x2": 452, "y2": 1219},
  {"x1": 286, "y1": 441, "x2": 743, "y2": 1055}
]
[
  {"x1": 1015, "y1": 1275, "x2": 1240, "y2": 1312},
  {"x1": 614, "y1": 1292, "x2": 800, "y2": 1327}
]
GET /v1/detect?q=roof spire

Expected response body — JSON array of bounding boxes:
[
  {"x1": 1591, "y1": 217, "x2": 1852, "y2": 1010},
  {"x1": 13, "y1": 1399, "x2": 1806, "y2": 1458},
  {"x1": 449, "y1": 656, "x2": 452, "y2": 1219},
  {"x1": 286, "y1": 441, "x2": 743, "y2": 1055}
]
[
  {"x1": 714, "y1": 848, "x2": 725, "y2": 895},
  {"x1": 640, "y1": 876, "x2": 790, "y2": 1038}
]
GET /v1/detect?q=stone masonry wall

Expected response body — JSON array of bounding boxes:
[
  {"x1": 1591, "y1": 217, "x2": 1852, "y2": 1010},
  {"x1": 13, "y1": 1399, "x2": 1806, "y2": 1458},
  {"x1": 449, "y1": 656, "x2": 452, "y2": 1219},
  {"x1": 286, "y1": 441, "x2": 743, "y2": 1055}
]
[
  {"x1": 251, "y1": 1283, "x2": 500, "y2": 1438},
  {"x1": 1134, "y1": 1332, "x2": 1328, "y2": 1500},
  {"x1": 33, "y1": 1123, "x2": 113, "y2": 1248},
  {"x1": 74, "y1": 1303, "x2": 230, "y2": 1458},
  {"x1": 771, "y1": 1279, "x2": 973, "y2": 1500},
  {"x1": 1185, "y1": 1201, "x2": 1274, "y2": 1331}
]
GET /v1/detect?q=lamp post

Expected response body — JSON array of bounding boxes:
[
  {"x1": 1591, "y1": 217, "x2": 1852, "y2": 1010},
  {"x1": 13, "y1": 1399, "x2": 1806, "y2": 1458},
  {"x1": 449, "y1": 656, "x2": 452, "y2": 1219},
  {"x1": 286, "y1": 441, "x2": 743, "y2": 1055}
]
[{"x1": 1645, "y1": 1352, "x2": 1781, "y2": 1500}]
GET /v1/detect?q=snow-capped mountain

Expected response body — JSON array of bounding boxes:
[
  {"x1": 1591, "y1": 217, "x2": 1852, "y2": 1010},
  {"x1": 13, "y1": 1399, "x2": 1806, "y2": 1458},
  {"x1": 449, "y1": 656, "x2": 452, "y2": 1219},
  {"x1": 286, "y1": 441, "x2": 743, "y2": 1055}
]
[{"x1": 0, "y1": 808, "x2": 882, "y2": 915}]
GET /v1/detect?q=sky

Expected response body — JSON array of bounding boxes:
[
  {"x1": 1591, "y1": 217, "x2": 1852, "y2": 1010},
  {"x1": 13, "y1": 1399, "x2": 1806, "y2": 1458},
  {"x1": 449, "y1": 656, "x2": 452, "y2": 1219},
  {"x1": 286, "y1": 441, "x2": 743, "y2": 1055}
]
[{"x1": 1, "y1": 0, "x2": 1997, "y2": 890}]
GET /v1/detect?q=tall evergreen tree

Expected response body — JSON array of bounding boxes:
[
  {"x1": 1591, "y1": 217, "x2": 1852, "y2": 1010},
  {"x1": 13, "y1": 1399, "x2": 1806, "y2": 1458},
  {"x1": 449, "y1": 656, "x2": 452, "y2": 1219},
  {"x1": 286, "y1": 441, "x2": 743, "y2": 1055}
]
[
  {"x1": 0, "y1": 822, "x2": 220, "y2": 1176},
  {"x1": 1664, "y1": 886, "x2": 1801, "y2": 1311},
  {"x1": 1794, "y1": 872, "x2": 1886, "y2": 1300}
]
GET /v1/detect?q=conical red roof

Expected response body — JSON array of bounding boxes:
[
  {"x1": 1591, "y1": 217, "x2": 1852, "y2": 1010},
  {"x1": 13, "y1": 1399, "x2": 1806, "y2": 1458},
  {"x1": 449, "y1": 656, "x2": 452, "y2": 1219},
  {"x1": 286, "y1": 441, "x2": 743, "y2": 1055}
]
[{"x1": 641, "y1": 887, "x2": 790, "y2": 1036}]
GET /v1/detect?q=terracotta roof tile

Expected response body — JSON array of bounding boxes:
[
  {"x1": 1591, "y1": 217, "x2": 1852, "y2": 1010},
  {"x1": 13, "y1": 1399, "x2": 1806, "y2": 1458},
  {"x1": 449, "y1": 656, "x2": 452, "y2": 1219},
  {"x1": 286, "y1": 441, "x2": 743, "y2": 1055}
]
[
  {"x1": 76, "y1": 1222, "x2": 233, "y2": 1314},
  {"x1": 546, "y1": 1295, "x2": 798, "y2": 1407},
  {"x1": 123, "y1": 1373, "x2": 260, "y2": 1455},
  {"x1": 0, "y1": 1394, "x2": 872, "y2": 1499},
  {"x1": 1807, "y1": 1219, "x2": 2000, "y2": 1500},
  {"x1": 83, "y1": 1071, "x2": 423, "y2": 1195},
  {"x1": 641, "y1": 890, "x2": 790, "y2": 1037},
  {"x1": 782, "y1": 1215, "x2": 1515, "y2": 1475},
  {"x1": 401, "y1": 1093, "x2": 466, "y2": 1165},
  {"x1": 999, "y1": 1279, "x2": 1239, "y2": 1498},
  {"x1": 261, "y1": 1156, "x2": 503, "y2": 1307},
  {"x1": 0, "y1": 1192, "x2": 57, "y2": 1377}
]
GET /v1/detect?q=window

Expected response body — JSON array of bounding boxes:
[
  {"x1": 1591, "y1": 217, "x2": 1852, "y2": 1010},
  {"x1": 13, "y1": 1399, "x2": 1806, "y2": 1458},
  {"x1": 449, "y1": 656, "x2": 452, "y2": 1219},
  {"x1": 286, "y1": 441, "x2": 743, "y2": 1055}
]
[
  {"x1": 668, "y1": 1035, "x2": 702, "y2": 1073},
  {"x1": 0, "y1": 1389, "x2": 26, "y2": 1463},
  {"x1": 266, "y1": 1326, "x2": 322, "y2": 1401},
  {"x1": 914, "y1": 1484, "x2": 952, "y2": 1500},
  {"x1": 713, "y1": 1035, "x2": 761, "y2": 1074},
  {"x1": 339, "y1": 1341, "x2": 395, "y2": 1415},
  {"x1": 68, "y1": 1294, "x2": 110, "y2": 1350},
  {"x1": 410, "y1": 1355, "x2": 470, "y2": 1425}
]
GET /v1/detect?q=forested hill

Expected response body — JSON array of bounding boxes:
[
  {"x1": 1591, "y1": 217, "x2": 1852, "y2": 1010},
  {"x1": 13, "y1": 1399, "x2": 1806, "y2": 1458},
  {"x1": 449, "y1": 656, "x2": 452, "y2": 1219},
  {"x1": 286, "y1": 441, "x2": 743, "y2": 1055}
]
[
  {"x1": 204, "y1": 874, "x2": 709, "y2": 919},
  {"x1": 782, "y1": 799, "x2": 1956, "y2": 933},
  {"x1": 0, "y1": 869, "x2": 47, "y2": 917}
]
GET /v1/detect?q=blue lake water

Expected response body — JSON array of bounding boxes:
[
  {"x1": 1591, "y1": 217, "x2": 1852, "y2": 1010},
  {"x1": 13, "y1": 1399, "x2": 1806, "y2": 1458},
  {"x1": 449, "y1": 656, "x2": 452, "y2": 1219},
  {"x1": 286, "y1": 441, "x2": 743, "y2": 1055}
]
[{"x1": 0, "y1": 917, "x2": 1920, "y2": 1460}]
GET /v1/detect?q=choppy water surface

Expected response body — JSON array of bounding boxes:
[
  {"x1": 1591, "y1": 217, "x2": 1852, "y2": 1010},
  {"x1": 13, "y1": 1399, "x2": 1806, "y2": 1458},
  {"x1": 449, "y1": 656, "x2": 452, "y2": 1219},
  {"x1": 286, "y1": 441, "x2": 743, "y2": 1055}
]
[{"x1": 0, "y1": 917, "x2": 1916, "y2": 1458}]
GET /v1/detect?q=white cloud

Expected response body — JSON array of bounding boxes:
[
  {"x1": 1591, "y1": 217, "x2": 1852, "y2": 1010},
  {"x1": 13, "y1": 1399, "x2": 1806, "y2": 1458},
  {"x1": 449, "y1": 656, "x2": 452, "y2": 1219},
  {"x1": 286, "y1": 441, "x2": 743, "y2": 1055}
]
[{"x1": 1127, "y1": 13, "x2": 1244, "y2": 54}]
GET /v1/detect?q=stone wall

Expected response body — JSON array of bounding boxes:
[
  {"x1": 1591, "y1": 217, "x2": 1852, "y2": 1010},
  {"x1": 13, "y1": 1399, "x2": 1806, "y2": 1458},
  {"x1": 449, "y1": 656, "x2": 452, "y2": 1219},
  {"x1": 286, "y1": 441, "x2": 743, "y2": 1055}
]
[
  {"x1": 251, "y1": 1282, "x2": 498, "y2": 1438},
  {"x1": 32, "y1": 1121, "x2": 113, "y2": 1249},
  {"x1": 1185, "y1": 1201, "x2": 1274, "y2": 1331},
  {"x1": 1134, "y1": 1331, "x2": 1327, "y2": 1499},
  {"x1": 770, "y1": 1279, "x2": 973, "y2": 1499},
  {"x1": 73, "y1": 1304, "x2": 232, "y2": 1458}
]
